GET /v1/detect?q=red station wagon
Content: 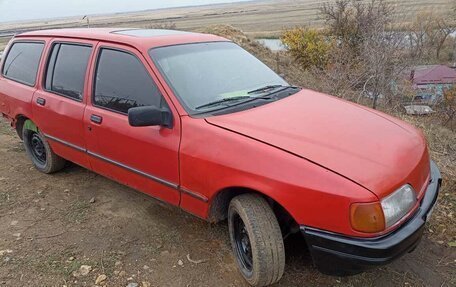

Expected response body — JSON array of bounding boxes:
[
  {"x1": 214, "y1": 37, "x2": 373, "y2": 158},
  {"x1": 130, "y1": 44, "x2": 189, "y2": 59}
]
[{"x1": 0, "y1": 29, "x2": 441, "y2": 286}]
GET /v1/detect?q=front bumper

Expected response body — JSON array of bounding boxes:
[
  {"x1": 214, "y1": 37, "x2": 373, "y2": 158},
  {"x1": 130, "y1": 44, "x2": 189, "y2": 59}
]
[{"x1": 301, "y1": 161, "x2": 441, "y2": 276}]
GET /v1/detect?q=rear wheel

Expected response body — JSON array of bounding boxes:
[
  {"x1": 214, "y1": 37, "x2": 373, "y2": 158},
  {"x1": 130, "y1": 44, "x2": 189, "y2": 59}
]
[
  {"x1": 23, "y1": 127, "x2": 66, "y2": 174},
  {"x1": 228, "y1": 194, "x2": 285, "y2": 286}
]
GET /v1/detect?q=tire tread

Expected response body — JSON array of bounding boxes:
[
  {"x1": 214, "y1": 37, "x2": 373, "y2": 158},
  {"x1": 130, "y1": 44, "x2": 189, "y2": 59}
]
[{"x1": 229, "y1": 194, "x2": 285, "y2": 286}]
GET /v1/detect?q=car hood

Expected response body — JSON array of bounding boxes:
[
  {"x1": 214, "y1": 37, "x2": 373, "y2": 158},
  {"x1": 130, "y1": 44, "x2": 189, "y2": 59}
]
[{"x1": 205, "y1": 89, "x2": 430, "y2": 198}]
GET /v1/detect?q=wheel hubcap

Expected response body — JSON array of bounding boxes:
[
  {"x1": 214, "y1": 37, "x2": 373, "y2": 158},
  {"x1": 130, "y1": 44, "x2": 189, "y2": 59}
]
[
  {"x1": 233, "y1": 214, "x2": 253, "y2": 272},
  {"x1": 30, "y1": 133, "x2": 46, "y2": 165}
]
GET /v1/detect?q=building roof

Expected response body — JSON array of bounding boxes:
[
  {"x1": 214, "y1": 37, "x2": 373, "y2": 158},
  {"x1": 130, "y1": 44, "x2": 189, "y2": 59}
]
[
  {"x1": 409, "y1": 65, "x2": 456, "y2": 85},
  {"x1": 15, "y1": 28, "x2": 228, "y2": 50}
]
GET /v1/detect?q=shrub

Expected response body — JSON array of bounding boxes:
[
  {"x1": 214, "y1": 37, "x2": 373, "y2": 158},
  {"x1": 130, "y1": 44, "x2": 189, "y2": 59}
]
[{"x1": 281, "y1": 28, "x2": 332, "y2": 70}]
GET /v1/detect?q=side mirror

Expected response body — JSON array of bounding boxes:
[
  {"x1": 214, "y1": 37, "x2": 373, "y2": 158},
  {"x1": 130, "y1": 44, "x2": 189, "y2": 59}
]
[{"x1": 128, "y1": 106, "x2": 173, "y2": 128}]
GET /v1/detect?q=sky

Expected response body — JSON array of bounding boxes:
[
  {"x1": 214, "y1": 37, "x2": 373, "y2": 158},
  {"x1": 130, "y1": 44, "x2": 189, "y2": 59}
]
[{"x1": 0, "y1": 0, "x2": 251, "y2": 23}]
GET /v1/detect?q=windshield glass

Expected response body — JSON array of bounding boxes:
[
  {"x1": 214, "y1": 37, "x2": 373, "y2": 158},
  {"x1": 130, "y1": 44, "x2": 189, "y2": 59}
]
[{"x1": 149, "y1": 42, "x2": 288, "y2": 114}]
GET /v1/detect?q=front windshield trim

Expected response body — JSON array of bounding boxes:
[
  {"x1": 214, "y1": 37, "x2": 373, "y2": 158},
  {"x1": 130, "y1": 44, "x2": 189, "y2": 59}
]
[{"x1": 148, "y1": 41, "x2": 288, "y2": 116}]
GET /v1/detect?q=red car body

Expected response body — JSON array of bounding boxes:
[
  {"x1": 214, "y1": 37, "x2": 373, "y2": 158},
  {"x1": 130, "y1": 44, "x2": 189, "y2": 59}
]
[{"x1": 0, "y1": 29, "x2": 441, "y2": 279}]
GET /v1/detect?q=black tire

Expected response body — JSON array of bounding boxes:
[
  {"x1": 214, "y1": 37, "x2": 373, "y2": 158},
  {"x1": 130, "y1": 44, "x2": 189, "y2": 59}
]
[
  {"x1": 22, "y1": 128, "x2": 66, "y2": 174},
  {"x1": 228, "y1": 194, "x2": 285, "y2": 286}
]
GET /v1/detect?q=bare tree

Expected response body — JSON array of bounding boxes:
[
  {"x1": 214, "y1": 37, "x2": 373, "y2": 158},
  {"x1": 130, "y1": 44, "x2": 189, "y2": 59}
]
[
  {"x1": 319, "y1": 0, "x2": 408, "y2": 109},
  {"x1": 407, "y1": 11, "x2": 456, "y2": 62},
  {"x1": 285, "y1": 0, "x2": 454, "y2": 109},
  {"x1": 363, "y1": 6, "x2": 415, "y2": 108},
  {"x1": 435, "y1": 18, "x2": 456, "y2": 60}
]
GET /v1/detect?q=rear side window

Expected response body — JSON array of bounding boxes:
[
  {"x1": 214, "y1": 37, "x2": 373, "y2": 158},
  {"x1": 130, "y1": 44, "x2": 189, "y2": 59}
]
[
  {"x1": 45, "y1": 43, "x2": 92, "y2": 100},
  {"x1": 2, "y1": 42, "x2": 44, "y2": 86},
  {"x1": 93, "y1": 48, "x2": 162, "y2": 114}
]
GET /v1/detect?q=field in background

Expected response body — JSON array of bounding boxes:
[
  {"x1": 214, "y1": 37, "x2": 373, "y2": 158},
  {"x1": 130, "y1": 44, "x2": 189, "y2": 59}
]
[{"x1": 0, "y1": 0, "x2": 454, "y2": 50}]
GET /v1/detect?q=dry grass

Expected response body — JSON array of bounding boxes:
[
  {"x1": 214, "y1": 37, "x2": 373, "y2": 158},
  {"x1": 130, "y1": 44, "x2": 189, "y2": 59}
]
[{"x1": 402, "y1": 116, "x2": 456, "y2": 244}]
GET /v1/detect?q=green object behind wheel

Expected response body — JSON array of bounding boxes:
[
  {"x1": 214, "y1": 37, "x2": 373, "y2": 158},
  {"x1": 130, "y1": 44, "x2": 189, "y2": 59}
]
[{"x1": 23, "y1": 119, "x2": 38, "y2": 132}]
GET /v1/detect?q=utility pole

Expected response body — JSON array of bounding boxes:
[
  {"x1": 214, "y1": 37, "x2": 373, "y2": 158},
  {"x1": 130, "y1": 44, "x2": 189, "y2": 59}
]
[{"x1": 82, "y1": 16, "x2": 90, "y2": 28}]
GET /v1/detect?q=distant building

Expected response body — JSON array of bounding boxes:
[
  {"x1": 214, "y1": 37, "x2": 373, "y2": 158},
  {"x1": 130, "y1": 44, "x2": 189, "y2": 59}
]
[{"x1": 407, "y1": 65, "x2": 456, "y2": 103}]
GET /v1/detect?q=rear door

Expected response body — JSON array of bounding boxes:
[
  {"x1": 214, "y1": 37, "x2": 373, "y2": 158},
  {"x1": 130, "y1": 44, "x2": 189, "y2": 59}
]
[
  {"x1": 32, "y1": 39, "x2": 97, "y2": 168},
  {"x1": 84, "y1": 43, "x2": 181, "y2": 205}
]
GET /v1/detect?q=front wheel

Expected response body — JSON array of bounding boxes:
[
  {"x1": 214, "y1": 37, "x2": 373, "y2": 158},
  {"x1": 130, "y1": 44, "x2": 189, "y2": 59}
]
[
  {"x1": 23, "y1": 127, "x2": 66, "y2": 174},
  {"x1": 228, "y1": 194, "x2": 285, "y2": 286}
]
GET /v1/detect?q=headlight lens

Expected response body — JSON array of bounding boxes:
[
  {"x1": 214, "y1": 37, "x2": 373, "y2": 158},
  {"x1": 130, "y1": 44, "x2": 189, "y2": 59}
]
[{"x1": 381, "y1": 184, "x2": 416, "y2": 228}]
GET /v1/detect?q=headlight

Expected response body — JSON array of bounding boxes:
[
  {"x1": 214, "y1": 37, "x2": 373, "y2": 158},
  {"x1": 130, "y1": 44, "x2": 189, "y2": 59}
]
[
  {"x1": 381, "y1": 184, "x2": 416, "y2": 228},
  {"x1": 350, "y1": 184, "x2": 417, "y2": 233}
]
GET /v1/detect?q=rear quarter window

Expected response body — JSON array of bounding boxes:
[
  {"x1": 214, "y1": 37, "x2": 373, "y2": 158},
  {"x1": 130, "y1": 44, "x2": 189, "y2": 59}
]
[{"x1": 1, "y1": 42, "x2": 44, "y2": 86}]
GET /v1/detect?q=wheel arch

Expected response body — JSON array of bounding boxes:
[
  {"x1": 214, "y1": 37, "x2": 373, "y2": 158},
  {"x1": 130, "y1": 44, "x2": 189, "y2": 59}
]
[
  {"x1": 14, "y1": 114, "x2": 31, "y2": 140},
  {"x1": 208, "y1": 186, "x2": 299, "y2": 234}
]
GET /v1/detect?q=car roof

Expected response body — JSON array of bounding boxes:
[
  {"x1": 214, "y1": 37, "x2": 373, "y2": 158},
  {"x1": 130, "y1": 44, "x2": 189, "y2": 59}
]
[{"x1": 16, "y1": 28, "x2": 229, "y2": 50}]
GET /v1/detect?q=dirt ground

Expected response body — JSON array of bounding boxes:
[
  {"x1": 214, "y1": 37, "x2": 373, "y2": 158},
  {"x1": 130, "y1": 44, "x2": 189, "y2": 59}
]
[{"x1": 0, "y1": 117, "x2": 455, "y2": 287}]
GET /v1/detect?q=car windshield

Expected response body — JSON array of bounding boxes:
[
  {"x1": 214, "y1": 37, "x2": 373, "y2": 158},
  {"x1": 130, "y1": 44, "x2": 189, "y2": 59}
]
[{"x1": 149, "y1": 42, "x2": 288, "y2": 114}]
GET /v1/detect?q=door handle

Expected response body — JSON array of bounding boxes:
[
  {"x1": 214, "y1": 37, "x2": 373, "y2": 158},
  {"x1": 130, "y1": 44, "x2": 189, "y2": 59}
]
[
  {"x1": 90, "y1": 114, "x2": 103, "y2": 124},
  {"x1": 36, "y1": 97, "x2": 46, "y2": 106}
]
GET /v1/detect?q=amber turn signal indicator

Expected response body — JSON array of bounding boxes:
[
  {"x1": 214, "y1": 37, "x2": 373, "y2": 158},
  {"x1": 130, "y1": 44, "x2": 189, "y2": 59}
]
[{"x1": 350, "y1": 202, "x2": 386, "y2": 233}]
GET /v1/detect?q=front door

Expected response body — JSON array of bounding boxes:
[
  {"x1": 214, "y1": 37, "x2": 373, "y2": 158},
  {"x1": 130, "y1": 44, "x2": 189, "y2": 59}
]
[
  {"x1": 32, "y1": 39, "x2": 97, "y2": 168},
  {"x1": 83, "y1": 43, "x2": 181, "y2": 205}
]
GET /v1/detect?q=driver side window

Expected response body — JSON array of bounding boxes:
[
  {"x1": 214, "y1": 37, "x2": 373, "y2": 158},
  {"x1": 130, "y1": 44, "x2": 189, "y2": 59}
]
[{"x1": 93, "y1": 48, "x2": 163, "y2": 114}]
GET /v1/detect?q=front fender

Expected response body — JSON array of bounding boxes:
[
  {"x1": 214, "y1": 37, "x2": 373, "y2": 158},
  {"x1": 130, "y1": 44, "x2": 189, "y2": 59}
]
[{"x1": 179, "y1": 117, "x2": 376, "y2": 237}]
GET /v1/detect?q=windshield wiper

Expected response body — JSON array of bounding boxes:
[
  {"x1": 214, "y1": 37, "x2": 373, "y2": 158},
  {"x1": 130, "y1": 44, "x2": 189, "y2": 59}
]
[
  {"x1": 195, "y1": 85, "x2": 300, "y2": 112},
  {"x1": 195, "y1": 96, "x2": 252, "y2": 110},
  {"x1": 247, "y1": 84, "x2": 286, "y2": 94}
]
